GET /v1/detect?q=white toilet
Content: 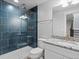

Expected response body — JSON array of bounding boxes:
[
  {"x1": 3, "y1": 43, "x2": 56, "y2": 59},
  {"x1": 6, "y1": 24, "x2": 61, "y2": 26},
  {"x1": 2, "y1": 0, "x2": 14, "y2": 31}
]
[{"x1": 27, "y1": 47, "x2": 44, "y2": 59}]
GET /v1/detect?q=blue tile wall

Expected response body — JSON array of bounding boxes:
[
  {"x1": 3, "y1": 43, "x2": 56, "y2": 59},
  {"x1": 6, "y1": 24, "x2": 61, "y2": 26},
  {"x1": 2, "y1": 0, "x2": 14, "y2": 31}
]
[{"x1": 0, "y1": 0, "x2": 37, "y2": 55}]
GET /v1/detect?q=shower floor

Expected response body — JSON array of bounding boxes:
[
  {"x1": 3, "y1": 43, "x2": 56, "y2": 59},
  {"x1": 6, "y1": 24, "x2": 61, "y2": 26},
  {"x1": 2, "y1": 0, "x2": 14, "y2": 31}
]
[{"x1": 0, "y1": 46, "x2": 32, "y2": 59}]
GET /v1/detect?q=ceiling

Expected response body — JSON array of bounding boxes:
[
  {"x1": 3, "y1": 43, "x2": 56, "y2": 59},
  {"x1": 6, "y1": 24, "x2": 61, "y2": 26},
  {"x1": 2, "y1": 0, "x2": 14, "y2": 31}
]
[{"x1": 4, "y1": 0, "x2": 48, "y2": 10}]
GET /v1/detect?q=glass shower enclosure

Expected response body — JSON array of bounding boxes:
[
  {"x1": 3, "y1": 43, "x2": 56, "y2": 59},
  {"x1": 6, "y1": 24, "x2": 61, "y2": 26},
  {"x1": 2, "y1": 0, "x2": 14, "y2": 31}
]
[{"x1": 0, "y1": 0, "x2": 37, "y2": 55}]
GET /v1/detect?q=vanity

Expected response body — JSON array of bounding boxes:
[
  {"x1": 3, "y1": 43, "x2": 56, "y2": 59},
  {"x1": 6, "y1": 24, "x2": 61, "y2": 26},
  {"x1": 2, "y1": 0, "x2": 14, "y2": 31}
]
[
  {"x1": 38, "y1": 1, "x2": 79, "y2": 59},
  {"x1": 38, "y1": 38, "x2": 79, "y2": 59}
]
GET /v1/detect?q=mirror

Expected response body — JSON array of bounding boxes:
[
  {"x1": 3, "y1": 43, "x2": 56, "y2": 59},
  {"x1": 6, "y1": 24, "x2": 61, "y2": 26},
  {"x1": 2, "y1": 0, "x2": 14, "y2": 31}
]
[
  {"x1": 53, "y1": 4, "x2": 79, "y2": 41},
  {"x1": 66, "y1": 13, "x2": 74, "y2": 40}
]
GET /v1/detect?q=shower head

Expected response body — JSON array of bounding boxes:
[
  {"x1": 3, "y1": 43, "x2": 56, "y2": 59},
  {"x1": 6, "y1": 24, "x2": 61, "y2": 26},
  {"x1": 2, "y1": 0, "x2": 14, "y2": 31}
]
[
  {"x1": 19, "y1": 4, "x2": 28, "y2": 20},
  {"x1": 18, "y1": 3, "x2": 27, "y2": 11}
]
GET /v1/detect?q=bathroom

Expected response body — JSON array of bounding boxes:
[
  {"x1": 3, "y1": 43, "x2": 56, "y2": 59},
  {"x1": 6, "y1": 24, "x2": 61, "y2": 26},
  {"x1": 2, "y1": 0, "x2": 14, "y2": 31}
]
[{"x1": 0, "y1": 0, "x2": 79, "y2": 59}]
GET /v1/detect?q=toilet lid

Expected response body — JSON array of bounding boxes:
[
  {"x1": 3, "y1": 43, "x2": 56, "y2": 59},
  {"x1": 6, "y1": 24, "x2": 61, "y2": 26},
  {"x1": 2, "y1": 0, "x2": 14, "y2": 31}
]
[{"x1": 30, "y1": 48, "x2": 43, "y2": 54}]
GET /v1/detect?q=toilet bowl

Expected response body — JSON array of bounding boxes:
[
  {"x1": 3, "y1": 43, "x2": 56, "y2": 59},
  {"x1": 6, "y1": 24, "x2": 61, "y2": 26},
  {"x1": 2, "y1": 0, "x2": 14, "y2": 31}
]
[{"x1": 26, "y1": 47, "x2": 44, "y2": 59}]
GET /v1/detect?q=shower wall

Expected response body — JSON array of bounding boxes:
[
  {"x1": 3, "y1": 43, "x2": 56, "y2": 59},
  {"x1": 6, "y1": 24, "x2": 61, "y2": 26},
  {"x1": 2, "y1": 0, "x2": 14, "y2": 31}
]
[{"x1": 0, "y1": 0, "x2": 37, "y2": 55}]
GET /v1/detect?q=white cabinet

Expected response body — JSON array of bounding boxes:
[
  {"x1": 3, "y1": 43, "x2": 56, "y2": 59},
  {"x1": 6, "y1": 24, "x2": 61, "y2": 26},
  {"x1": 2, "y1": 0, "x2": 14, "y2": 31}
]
[
  {"x1": 45, "y1": 50, "x2": 63, "y2": 59},
  {"x1": 45, "y1": 49, "x2": 71, "y2": 59},
  {"x1": 38, "y1": 40, "x2": 79, "y2": 59}
]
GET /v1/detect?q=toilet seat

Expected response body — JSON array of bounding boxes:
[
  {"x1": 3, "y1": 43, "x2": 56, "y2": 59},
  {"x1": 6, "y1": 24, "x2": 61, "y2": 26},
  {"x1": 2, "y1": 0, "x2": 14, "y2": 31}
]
[{"x1": 30, "y1": 47, "x2": 43, "y2": 55}]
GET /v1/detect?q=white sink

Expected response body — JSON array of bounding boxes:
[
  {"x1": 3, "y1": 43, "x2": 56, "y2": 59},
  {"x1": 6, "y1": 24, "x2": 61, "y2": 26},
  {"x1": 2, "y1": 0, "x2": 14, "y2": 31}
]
[
  {"x1": 40, "y1": 38, "x2": 79, "y2": 51},
  {"x1": 57, "y1": 41, "x2": 76, "y2": 48}
]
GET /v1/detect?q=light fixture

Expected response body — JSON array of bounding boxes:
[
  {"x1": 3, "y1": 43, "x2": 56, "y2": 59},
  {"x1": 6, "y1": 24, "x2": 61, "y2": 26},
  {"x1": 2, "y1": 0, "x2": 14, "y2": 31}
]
[
  {"x1": 60, "y1": 0, "x2": 69, "y2": 7},
  {"x1": 62, "y1": 3, "x2": 69, "y2": 7},
  {"x1": 14, "y1": 0, "x2": 19, "y2": 3},
  {"x1": 71, "y1": 0, "x2": 79, "y2": 4},
  {"x1": 60, "y1": 0, "x2": 79, "y2": 7},
  {"x1": 67, "y1": 0, "x2": 72, "y2": 2}
]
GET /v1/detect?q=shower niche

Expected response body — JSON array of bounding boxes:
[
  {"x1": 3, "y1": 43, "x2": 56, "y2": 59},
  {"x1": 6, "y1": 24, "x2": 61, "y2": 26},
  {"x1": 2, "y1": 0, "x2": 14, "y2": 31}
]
[{"x1": 0, "y1": 0, "x2": 37, "y2": 55}]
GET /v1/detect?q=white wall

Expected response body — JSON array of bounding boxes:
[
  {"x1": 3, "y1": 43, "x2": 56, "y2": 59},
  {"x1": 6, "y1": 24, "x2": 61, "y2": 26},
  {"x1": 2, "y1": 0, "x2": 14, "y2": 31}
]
[
  {"x1": 53, "y1": 12, "x2": 66, "y2": 37},
  {"x1": 38, "y1": 20, "x2": 53, "y2": 39},
  {"x1": 38, "y1": 0, "x2": 60, "y2": 21},
  {"x1": 74, "y1": 13, "x2": 79, "y2": 30},
  {"x1": 38, "y1": 0, "x2": 79, "y2": 39},
  {"x1": 38, "y1": 0, "x2": 60, "y2": 39}
]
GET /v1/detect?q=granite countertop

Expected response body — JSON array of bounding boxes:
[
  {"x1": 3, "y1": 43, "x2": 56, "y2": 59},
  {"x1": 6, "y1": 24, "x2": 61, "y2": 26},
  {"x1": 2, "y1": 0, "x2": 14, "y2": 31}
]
[{"x1": 39, "y1": 38, "x2": 79, "y2": 52}]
